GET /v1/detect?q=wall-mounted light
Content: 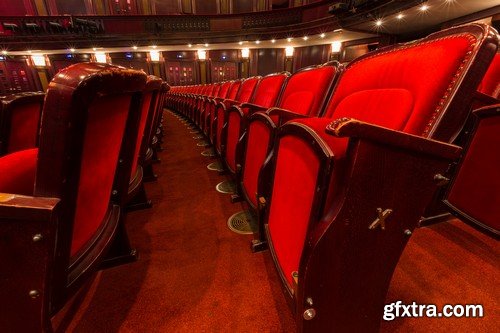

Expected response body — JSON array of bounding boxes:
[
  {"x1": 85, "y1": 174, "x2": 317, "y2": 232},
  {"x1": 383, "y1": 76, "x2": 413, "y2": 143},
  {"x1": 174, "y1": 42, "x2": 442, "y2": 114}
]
[
  {"x1": 197, "y1": 49, "x2": 207, "y2": 60},
  {"x1": 31, "y1": 54, "x2": 47, "y2": 67},
  {"x1": 95, "y1": 52, "x2": 107, "y2": 63},
  {"x1": 331, "y1": 41, "x2": 342, "y2": 53},
  {"x1": 150, "y1": 50, "x2": 160, "y2": 62},
  {"x1": 285, "y1": 46, "x2": 294, "y2": 58},
  {"x1": 241, "y1": 48, "x2": 250, "y2": 59}
]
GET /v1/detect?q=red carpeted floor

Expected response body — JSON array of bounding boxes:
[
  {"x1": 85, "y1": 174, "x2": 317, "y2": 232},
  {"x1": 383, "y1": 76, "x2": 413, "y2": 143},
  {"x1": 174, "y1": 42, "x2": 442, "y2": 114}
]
[{"x1": 55, "y1": 110, "x2": 499, "y2": 332}]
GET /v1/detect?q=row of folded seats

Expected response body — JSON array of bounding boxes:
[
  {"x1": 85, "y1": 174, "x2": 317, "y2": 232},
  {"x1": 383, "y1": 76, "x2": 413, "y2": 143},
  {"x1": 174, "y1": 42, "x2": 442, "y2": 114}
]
[
  {"x1": 0, "y1": 63, "x2": 169, "y2": 331},
  {"x1": 166, "y1": 23, "x2": 499, "y2": 332}
]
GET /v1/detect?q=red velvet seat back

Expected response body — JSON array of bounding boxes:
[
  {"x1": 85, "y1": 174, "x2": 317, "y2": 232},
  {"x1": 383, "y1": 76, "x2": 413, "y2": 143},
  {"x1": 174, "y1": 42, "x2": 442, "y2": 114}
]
[
  {"x1": 251, "y1": 72, "x2": 289, "y2": 108},
  {"x1": 130, "y1": 76, "x2": 162, "y2": 180},
  {"x1": 34, "y1": 63, "x2": 147, "y2": 257},
  {"x1": 218, "y1": 81, "x2": 233, "y2": 99},
  {"x1": 324, "y1": 27, "x2": 487, "y2": 139},
  {"x1": 0, "y1": 92, "x2": 44, "y2": 155},
  {"x1": 278, "y1": 63, "x2": 337, "y2": 116},
  {"x1": 477, "y1": 53, "x2": 500, "y2": 98},
  {"x1": 227, "y1": 80, "x2": 242, "y2": 100},
  {"x1": 236, "y1": 77, "x2": 260, "y2": 103}
]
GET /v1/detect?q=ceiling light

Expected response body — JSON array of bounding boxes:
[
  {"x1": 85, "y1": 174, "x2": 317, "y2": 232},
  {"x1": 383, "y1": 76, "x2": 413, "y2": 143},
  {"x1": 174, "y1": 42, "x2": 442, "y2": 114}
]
[
  {"x1": 188, "y1": 44, "x2": 192, "y2": 47},
  {"x1": 31, "y1": 54, "x2": 46, "y2": 67},
  {"x1": 94, "y1": 52, "x2": 107, "y2": 63},
  {"x1": 287, "y1": 37, "x2": 293, "y2": 42},
  {"x1": 255, "y1": 40, "x2": 260, "y2": 44},
  {"x1": 204, "y1": 43, "x2": 209, "y2": 47},
  {"x1": 1, "y1": 50, "x2": 7, "y2": 55},
  {"x1": 271, "y1": 39, "x2": 276, "y2": 43},
  {"x1": 69, "y1": 48, "x2": 75, "y2": 52},
  {"x1": 92, "y1": 47, "x2": 97, "y2": 51},
  {"x1": 132, "y1": 45, "x2": 138, "y2": 50},
  {"x1": 320, "y1": 33, "x2": 326, "y2": 38},
  {"x1": 149, "y1": 50, "x2": 160, "y2": 62},
  {"x1": 375, "y1": 19, "x2": 383, "y2": 27},
  {"x1": 303, "y1": 36, "x2": 308, "y2": 41},
  {"x1": 420, "y1": 4, "x2": 429, "y2": 11},
  {"x1": 197, "y1": 49, "x2": 207, "y2": 60},
  {"x1": 396, "y1": 13, "x2": 404, "y2": 20},
  {"x1": 238, "y1": 41, "x2": 243, "y2": 45}
]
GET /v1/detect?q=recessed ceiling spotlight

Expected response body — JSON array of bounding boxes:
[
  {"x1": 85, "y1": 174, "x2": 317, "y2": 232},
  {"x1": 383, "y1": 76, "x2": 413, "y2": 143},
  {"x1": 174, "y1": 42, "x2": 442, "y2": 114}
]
[
  {"x1": 271, "y1": 39, "x2": 276, "y2": 43},
  {"x1": 204, "y1": 43, "x2": 209, "y2": 47},
  {"x1": 188, "y1": 44, "x2": 192, "y2": 47},
  {"x1": 375, "y1": 19, "x2": 383, "y2": 27},
  {"x1": 287, "y1": 37, "x2": 293, "y2": 42},
  {"x1": 92, "y1": 47, "x2": 97, "y2": 51},
  {"x1": 1, "y1": 50, "x2": 7, "y2": 55},
  {"x1": 255, "y1": 40, "x2": 260, "y2": 44},
  {"x1": 420, "y1": 4, "x2": 429, "y2": 11},
  {"x1": 303, "y1": 36, "x2": 308, "y2": 41},
  {"x1": 238, "y1": 41, "x2": 243, "y2": 45},
  {"x1": 320, "y1": 33, "x2": 326, "y2": 38},
  {"x1": 28, "y1": 50, "x2": 32, "y2": 53},
  {"x1": 132, "y1": 45, "x2": 138, "y2": 50},
  {"x1": 396, "y1": 13, "x2": 404, "y2": 20},
  {"x1": 151, "y1": 45, "x2": 157, "y2": 49}
]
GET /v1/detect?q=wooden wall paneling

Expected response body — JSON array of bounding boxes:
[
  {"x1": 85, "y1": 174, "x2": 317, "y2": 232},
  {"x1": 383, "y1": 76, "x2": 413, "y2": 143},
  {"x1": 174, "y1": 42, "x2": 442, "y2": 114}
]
[
  {"x1": 220, "y1": 0, "x2": 230, "y2": 14},
  {"x1": 293, "y1": 44, "x2": 330, "y2": 72},
  {"x1": 233, "y1": 0, "x2": 253, "y2": 13},
  {"x1": 249, "y1": 49, "x2": 259, "y2": 76},
  {"x1": 153, "y1": 0, "x2": 179, "y2": 14},
  {"x1": 194, "y1": 0, "x2": 217, "y2": 14},
  {"x1": 0, "y1": 62, "x2": 11, "y2": 95},
  {"x1": 53, "y1": 0, "x2": 88, "y2": 14},
  {"x1": 180, "y1": 0, "x2": 193, "y2": 13},
  {"x1": 4, "y1": 59, "x2": 37, "y2": 93},
  {"x1": 33, "y1": 0, "x2": 48, "y2": 15},
  {"x1": 256, "y1": 48, "x2": 285, "y2": 76},
  {"x1": 48, "y1": 53, "x2": 92, "y2": 76},
  {"x1": 107, "y1": 0, "x2": 137, "y2": 14}
]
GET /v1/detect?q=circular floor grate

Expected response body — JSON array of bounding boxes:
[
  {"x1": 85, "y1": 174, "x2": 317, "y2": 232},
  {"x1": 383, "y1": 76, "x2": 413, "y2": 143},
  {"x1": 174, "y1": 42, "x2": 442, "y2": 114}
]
[
  {"x1": 197, "y1": 141, "x2": 209, "y2": 147},
  {"x1": 227, "y1": 210, "x2": 258, "y2": 234},
  {"x1": 201, "y1": 149, "x2": 216, "y2": 157},
  {"x1": 216, "y1": 180, "x2": 236, "y2": 194},
  {"x1": 193, "y1": 135, "x2": 204, "y2": 139},
  {"x1": 207, "y1": 161, "x2": 224, "y2": 171}
]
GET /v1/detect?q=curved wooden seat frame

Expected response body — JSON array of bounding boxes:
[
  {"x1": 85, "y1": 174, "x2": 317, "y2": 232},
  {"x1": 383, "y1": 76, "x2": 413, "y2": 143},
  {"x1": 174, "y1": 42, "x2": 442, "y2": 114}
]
[
  {"x1": 0, "y1": 91, "x2": 45, "y2": 155},
  {"x1": 0, "y1": 63, "x2": 147, "y2": 332},
  {"x1": 255, "y1": 24, "x2": 498, "y2": 332}
]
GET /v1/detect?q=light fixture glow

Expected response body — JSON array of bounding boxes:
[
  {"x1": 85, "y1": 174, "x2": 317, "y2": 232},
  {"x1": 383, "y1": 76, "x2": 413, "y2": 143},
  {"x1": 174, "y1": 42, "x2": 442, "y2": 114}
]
[
  {"x1": 331, "y1": 41, "x2": 342, "y2": 53},
  {"x1": 396, "y1": 13, "x2": 404, "y2": 20},
  {"x1": 94, "y1": 52, "x2": 107, "y2": 63},
  {"x1": 241, "y1": 48, "x2": 250, "y2": 58},
  {"x1": 285, "y1": 46, "x2": 294, "y2": 57},
  {"x1": 92, "y1": 47, "x2": 97, "y2": 51},
  {"x1": 188, "y1": 44, "x2": 192, "y2": 47},
  {"x1": 238, "y1": 41, "x2": 243, "y2": 45},
  {"x1": 303, "y1": 36, "x2": 308, "y2": 41},
  {"x1": 132, "y1": 45, "x2": 138, "y2": 50},
  {"x1": 151, "y1": 45, "x2": 157, "y2": 49},
  {"x1": 375, "y1": 19, "x2": 383, "y2": 27},
  {"x1": 287, "y1": 37, "x2": 293, "y2": 42},
  {"x1": 255, "y1": 40, "x2": 260, "y2": 44},
  {"x1": 420, "y1": 4, "x2": 429, "y2": 11},
  {"x1": 320, "y1": 33, "x2": 326, "y2": 38},
  {"x1": 204, "y1": 43, "x2": 209, "y2": 47},
  {"x1": 149, "y1": 50, "x2": 160, "y2": 62},
  {"x1": 271, "y1": 39, "x2": 276, "y2": 43},
  {"x1": 1, "y1": 50, "x2": 7, "y2": 55},
  {"x1": 69, "y1": 48, "x2": 76, "y2": 52},
  {"x1": 197, "y1": 49, "x2": 207, "y2": 60},
  {"x1": 31, "y1": 54, "x2": 46, "y2": 67}
]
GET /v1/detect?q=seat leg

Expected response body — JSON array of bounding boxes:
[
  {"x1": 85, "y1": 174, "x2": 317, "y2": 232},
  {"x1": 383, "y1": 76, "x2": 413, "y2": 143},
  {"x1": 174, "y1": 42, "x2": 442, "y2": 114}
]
[
  {"x1": 143, "y1": 164, "x2": 158, "y2": 182},
  {"x1": 126, "y1": 183, "x2": 152, "y2": 212},
  {"x1": 100, "y1": 222, "x2": 138, "y2": 269}
]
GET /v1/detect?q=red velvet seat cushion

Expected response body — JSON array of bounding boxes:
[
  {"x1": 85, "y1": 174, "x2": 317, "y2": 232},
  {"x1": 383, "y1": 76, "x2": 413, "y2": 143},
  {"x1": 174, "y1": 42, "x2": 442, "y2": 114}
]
[{"x1": 0, "y1": 148, "x2": 38, "y2": 196}]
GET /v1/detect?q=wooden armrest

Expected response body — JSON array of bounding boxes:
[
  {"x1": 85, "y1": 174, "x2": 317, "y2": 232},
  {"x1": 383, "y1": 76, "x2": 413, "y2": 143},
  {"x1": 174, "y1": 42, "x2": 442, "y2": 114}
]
[
  {"x1": 0, "y1": 193, "x2": 59, "y2": 222},
  {"x1": 326, "y1": 118, "x2": 461, "y2": 160},
  {"x1": 267, "y1": 107, "x2": 310, "y2": 126},
  {"x1": 472, "y1": 103, "x2": 500, "y2": 117},
  {"x1": 239, "y1": 103, "x2": 268, "y2": 116}
]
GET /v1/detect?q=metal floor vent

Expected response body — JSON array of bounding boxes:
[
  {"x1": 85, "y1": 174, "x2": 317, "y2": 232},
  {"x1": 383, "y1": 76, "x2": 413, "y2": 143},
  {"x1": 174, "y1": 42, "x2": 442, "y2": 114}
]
[
  {"x1": 227, "y1": 210, "x2": 258, "y2": 234},
  {"x1": 193, "y1": 135, "x2": 204, "y2": 139},
  {"x1": 207, "y1": 161, "x2": 224, "y2": 171},
  {"x1": 201, "y1": 149, "x2": 216, "y2": 157},
  {"x1": 216, "y1": 180, "x2": 236, "y2": 194},
  {"x1": 197, "y1": 141, "x2": 209, "y2": 147}
]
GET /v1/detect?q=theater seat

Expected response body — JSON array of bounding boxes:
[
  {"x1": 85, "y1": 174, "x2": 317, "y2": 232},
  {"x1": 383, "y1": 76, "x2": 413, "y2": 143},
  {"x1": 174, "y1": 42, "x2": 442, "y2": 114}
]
[
  {"x1": 0, "y1": 62, "x2": 147, "y2": 332},
  {"x1": 256, "y1": 23, "x2": 498, "y2": 332}
]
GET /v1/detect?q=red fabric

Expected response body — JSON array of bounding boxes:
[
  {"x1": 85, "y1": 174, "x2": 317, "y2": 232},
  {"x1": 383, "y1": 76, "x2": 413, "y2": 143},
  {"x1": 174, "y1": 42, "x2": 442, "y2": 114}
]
[
  {"x1": 332, "y1": 89, "x2": 414, "y2": 131},
  {"x1": 267, "y1": 119, "x2": 349, "y2": 288},
  {"x1": 130, "y1": 92, "x2": 153, "y2": 179},
  {"x1": 252, "y1": 74, "x2": 288, "y2": 108},
  {"x1": 477, "y1": 53, "x2": 500, "y2": 98},
  {"x1": 218, "y1": 82, "x2": 232, "y2": 98},
  {"x1": 237, "y1": 77, "x2": 259, "y2": 103},
  {"x1": 324, "y1": 36, "x2": 474, "y2": 135},
  {"x1": 215, "y1": 105, "x2": 225, "y2": 151},
  {"x1": 279, "y1": 65, "x2": 336, "y2": 116},
  {"x1": 0, "y1": 148, "x2": 37, "y2": 196},
  {"x1": 225, "y1": 111, "x2": 241, "y2": 171},
  {"x1": 227, "y1": 81, "x2": 241, "y2": 100},
  {"x1": 447, "y1": 116, "x2": 500, "y2": 231},
  {"x1": 72, "y1": 95, "x2": 131, "y2": 256},
  {"x1": 7, "y1": 103, "x2": 41, "y2": 154},
  {"x1": 242, "y1": 120, "x2": 271, "y2": 207}
]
